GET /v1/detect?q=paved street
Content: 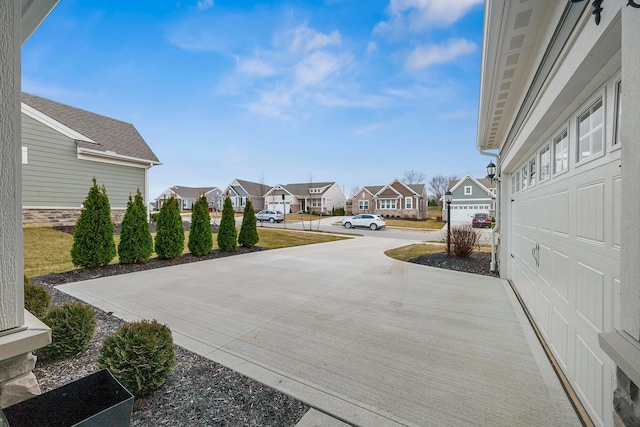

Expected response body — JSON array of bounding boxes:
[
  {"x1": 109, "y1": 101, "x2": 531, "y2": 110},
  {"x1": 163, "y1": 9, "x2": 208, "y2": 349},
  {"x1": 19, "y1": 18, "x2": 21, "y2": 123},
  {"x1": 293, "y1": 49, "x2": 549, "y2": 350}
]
[{"x1": 58, "y1": 236, "x2": 578, "y2": 426}]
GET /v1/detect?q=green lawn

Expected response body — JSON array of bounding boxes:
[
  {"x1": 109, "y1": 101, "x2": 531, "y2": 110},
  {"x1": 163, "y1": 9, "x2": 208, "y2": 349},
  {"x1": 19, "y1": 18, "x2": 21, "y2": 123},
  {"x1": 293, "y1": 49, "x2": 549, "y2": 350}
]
[
  {"x1": 24, "y1": 226, "x2": 347, "y2": 278},
  {"x1": 385, "y1": 242, "x2": 491, "y2": 262}
]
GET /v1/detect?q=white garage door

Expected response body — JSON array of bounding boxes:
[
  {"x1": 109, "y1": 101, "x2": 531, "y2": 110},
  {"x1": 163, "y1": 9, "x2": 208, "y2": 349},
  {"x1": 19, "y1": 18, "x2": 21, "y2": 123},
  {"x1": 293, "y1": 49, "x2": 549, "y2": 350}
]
[
  {"x1": 508, "y1": 151, "x2": 620, "y2": 426},
  {"x1": 266, "y1": 203, "x2": 290, "y2": 214},
  {"x1": 449, "y1": 205, "x2": 489, "y2": 222}
]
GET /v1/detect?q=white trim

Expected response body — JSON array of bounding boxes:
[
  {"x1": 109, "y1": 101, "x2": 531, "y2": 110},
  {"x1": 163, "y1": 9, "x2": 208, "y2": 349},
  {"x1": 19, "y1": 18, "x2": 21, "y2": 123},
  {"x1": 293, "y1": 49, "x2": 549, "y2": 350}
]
[
  {"x1": 464, "y1": 186, "x2": 472, "y2": 195},
  {"x1": 77, "y1": 147, "x2": 160, "y2": 168},
  {"x1": 374, "y1": 185, "x2": 402, "y2": 197},
  {"x1": 23, "y1": 205, "x2": 128, "y2": 210},
  {"x1": 21, "y1": 146, "x2": 28, "y2": 164},
  {"x1": 575, "y1": 93, "x2": 605, "y2": 165},
  {"x1": 21, "y1": 103, "x2": 96, "y2": 143}
]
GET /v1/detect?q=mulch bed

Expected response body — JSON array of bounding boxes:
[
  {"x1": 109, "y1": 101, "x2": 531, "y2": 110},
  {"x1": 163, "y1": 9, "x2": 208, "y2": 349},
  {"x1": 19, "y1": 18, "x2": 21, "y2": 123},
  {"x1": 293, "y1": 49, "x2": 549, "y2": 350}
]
[
  {"x1": 410, "y1": 251, "x2": 499, "y2": 276},
  {"x1": 30, "y1": 224, "x2": 494, "y2": 426}
]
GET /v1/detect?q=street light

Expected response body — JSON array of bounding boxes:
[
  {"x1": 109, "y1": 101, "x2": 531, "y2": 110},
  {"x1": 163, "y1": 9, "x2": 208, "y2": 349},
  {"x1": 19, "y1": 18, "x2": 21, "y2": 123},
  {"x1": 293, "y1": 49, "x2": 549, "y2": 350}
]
[{"x1": 445, "y1": 190, "x2": 453, "y2": 256}]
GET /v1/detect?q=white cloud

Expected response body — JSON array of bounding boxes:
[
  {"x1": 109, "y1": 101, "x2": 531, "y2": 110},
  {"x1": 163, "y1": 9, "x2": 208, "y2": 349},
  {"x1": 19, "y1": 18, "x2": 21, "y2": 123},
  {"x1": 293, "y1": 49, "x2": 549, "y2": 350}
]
[
  {"x1": 376, "y1": 0, "x2": 482, "y2": 34},
  {"x1": 404, "y1": 38, "x2": 476, "y2": 70},
  {"x1": 366, "y1": 41, "x2": 378, "y2": 55},
  {"x1": 196, "y1": 0, "x2": 214, "y2": 11},
  {"x1": 293, "y1": 51, "x2": 349, "y2": 88},
  {"x1": 289, "y1": 24, "x2": 341, "y2": 53},
  {"x1": 237, "y1": 57, "x2": 276, "y2": 77}
]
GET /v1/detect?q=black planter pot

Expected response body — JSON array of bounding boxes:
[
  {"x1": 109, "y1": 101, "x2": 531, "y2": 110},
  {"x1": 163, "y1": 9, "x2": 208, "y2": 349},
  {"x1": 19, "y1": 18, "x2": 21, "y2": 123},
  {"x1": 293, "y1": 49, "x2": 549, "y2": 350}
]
[{"x1": 1, "y1": 369, "x2": 133, "y2": 427}]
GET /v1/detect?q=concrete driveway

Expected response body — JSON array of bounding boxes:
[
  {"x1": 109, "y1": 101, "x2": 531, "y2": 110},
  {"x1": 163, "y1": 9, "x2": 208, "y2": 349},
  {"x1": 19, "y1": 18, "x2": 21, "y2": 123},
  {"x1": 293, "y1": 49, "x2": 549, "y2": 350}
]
[{"x1": 58, "y1": 237, "x2": 579, "y2": 426}]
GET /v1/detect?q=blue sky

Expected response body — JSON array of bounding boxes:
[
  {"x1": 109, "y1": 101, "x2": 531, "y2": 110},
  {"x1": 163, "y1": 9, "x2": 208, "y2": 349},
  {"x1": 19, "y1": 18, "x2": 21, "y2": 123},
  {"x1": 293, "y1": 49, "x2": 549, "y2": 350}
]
[{"x1": 22, "y1": 0, "x2": 487, "y2": 199}]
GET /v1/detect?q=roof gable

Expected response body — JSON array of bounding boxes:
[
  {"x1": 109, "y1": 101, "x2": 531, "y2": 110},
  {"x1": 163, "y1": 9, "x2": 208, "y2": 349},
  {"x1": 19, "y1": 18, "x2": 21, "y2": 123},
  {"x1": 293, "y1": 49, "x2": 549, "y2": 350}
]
[
  {"x1": 21, "y1": 92, "x2": 159, "y2": 164},
  {"x1": 447, "y1": 174, "x2": 494, "y2": 199}
]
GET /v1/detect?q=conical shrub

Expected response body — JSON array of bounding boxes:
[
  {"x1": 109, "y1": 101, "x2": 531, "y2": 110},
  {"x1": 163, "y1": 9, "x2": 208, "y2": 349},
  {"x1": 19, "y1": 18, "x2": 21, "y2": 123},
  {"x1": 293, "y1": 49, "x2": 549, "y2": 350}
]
[
  {"x1": 238, "y1": 199, "x2": 259, "y2": 248},
  {"x1": 188, "y1": 194, "x2": 213, "y2": 256},
  {"x1": 217, "y1": 196, "x2": 237, "y2": 252},
  {"x1": 155, "y1": 196, "x2": 184, "y2": 259},
  {"x1": 118, "y1": 188, "x2": 153, "y2": 264},
  {"x1": 71, "y1": 178, "x2": 116, "y2": 268}
]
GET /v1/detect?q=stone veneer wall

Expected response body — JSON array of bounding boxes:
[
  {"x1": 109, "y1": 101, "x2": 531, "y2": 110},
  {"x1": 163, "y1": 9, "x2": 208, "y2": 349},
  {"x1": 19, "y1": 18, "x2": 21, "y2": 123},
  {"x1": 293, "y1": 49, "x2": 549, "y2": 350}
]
[
  {"x1": 376, "y1": 209, "x2": 425, "y2": 220},
  {"x1": 23, "y1": 209, "x2": 126, "y2": 227}
]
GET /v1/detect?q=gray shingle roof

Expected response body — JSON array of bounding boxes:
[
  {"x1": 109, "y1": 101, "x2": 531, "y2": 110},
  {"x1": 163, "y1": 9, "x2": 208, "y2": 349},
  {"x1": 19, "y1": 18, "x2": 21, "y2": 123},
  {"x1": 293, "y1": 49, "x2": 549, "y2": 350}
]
[
  {"x1": 235, "y1": 179, "x2": 271, "y2": 197},
  {"x1": 171, "y1": 186, "x2": 217, "y2": 199},
  {"x1": 362, "y1": 185, "x2": 384, "y2": 195},
  {"x1": 22, "y1": 92, "x2": 159, "y2": 163},
  {"x1": 283, "y1": 182, "x2": 334, "y2": 196}
]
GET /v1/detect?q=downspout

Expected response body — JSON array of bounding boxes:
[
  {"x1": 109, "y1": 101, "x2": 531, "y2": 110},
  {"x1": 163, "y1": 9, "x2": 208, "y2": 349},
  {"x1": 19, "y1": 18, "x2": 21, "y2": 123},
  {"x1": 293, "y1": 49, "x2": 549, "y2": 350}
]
[{"x1": 478, "y1": 149, "x2": 500, "y2": 273}]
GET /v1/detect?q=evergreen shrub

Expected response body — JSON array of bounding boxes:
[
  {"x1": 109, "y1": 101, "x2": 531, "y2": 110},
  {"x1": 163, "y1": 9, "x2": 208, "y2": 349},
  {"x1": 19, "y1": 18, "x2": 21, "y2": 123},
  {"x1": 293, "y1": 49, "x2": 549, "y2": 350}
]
[
  {"x1": 217, "y1": 196, "x2": 237, "y2": 252},
  {"x1": 24, "y1": 276, "x2": 50, "y2": 319},
  {"x1": 238, "y1": 200, "x2": 259, "y2": 248},
  {"x1": 154, "y1": 196, "x2": 184, "y2": 259},
  {"x1": 188, "y1": 194, "x2": 213, "y2": 256},
  {"x1": 98, "y1": 320, "x2": 175, "y2": 398},
  {"x1": 118, "y1": 189, "x2": 153, "y2": 264},
  {"x1": 37, "y1": 303, "x2": 96, "y2": 361},
  {"x1": 71, "y1": 178, "x2": 116, "y2": 268}
]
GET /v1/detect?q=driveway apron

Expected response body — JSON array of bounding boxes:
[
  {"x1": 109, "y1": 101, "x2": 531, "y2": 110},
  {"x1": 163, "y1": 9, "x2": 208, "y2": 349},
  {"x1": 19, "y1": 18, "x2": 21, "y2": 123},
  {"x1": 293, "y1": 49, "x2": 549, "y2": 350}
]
[{"x1": 58, "y1": 237, "x2": 580, "y2": 426}]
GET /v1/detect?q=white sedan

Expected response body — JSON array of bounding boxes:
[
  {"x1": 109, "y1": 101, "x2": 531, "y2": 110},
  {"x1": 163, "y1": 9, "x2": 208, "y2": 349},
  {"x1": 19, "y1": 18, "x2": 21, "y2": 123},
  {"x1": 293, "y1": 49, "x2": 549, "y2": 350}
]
[{"x1": 342, "y1": 214, "x2": 386, "y2": 231}]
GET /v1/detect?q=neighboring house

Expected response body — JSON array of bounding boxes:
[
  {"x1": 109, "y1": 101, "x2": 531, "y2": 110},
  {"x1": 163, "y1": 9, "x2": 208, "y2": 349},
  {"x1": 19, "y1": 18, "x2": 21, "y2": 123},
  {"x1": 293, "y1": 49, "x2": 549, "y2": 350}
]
[
  {"x1": 441, "y1": 175, "x2": 496, "y2": 222},
  {"x1": 155, "y1": 186, "x2": 223, "y2": 211},
  {"x1": 21, "y1": 92, "x2": 160, "y2": 226},
  {"x1": 479, "y1": 2, "x2": 639, "y2": 426},
  {"x1": 225, "y1": 179, "x2": 271, "y2": 212},
  {"x1": 263, "y1": 182, "x2": 346, "y2": 214},
  {"x1": 352, "y1": 179, "x2": 427, "y2": 219}
]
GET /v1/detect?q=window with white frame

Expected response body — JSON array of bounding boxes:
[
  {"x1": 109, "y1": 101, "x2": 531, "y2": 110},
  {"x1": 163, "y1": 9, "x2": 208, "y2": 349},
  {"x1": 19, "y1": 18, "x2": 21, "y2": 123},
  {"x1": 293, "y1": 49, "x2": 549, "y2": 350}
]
[
  {"x1": 521, "y1": 165, "x2": 528, "y2": 191},
  {"x1": 464, "y1": 186, "x2": 472, "y2": 195},
  {"x1": 578, "y1": 97, "x2": 603, "y2": 161},
  {"x1": 615, "y1": 81, "x2": 622, "y2": 146},
  {"x1": 405, "y1": 197, "x2": 412, "y2": 209},
  {"x1": 379, "y1": 199, "x2": 397, "y2": 209},
  {"x1": 539, "y1": 144, "x2": 550, "y2": 182},
  {"x1": 553, "y1": 128, "x2": 568, "y2": 174},
  {"x1": 529, "y1": 156, "x2": 536, "y2": 187},
  {"x1": 359, "y1": 200, "x2": 369, "y2": 210},
  {"x1": 311, "y1": 198, "x2": 321, "y2": 207}
]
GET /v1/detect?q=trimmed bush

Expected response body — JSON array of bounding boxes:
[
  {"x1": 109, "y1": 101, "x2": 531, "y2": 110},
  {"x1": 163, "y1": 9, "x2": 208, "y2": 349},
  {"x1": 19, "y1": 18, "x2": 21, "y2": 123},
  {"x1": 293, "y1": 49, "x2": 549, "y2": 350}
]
[
  {"x1": 118, "y1": 188, "x2": 154, "y2": 264},
  {"x1": 188, "y1": 194, "x2": 213, "y2": 256},
  {"x1": 71, "y1": 178, "x2": 116, "y2": 268},
  {"x1": 98, "y1": 320, "x2": 175, "y2": 398},
  {"x1": 154, "y1": 196, "x2": 184, "y2": 259},
  {"x1": 217, "y1": 196, "x2": 237, "y2": 252},
  {"x1": 449, "y1": 224, "x2": 482, "y2": 258},
  {"x1": 24, "y1": 276, "x2": 50, "y2": 319},
  {"x1": 238, "y1": 200, "x2": 259, "y2": 248},
  {"x1": 37, "y1": 303, "x2": 96, "y2": 361}
]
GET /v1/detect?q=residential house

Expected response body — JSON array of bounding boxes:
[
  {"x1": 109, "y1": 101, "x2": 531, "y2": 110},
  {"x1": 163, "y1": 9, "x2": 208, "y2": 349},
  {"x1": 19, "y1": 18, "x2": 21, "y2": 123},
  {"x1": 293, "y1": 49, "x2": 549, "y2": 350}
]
[
  {"x1": 1, "y1": 0, "x2": 59, "y2": 408},
  {"x1": 263, "y1": 182, "x2": 346, "y2": 214},
  {"x1": 478, "y1": 2, "x2": 639, "y2": 426},
  {"x1": 21, "y1": 92, "x2": 160, "y2": 226},
  {"x1": 155, "y1": 186, "x2": 223, "y2": 211},
  {"x1": 441, "y1": 175, "x2": 496, "y2": 222},
  {"x1": 352, "y1": 179, "x2": 427, "y2": 219},
  {"x1": 225, "y1": 179, "x2": 271, "y2": 212}
]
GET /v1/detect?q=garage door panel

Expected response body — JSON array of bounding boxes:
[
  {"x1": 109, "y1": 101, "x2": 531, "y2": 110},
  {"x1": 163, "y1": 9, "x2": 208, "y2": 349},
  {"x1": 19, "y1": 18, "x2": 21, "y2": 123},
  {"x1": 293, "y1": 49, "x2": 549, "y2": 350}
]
[
  {"x1": 552, "y1": 250, "x2": 570, "y2": 302},
  {"x1": 575, "y1": 262, "x2": 606, "y2": 332},
  {"x1": 613, "y1": 176, "x2": 621, "y2": 249},
  {"x1": 551, "y1": 308, "x2": 569, "y2": 371},
  {"x1": 552, "y1": 190, "x2": 570, "y2": 235},
  {"x1": 574, "y1": 334, "x2": 605, "y2": 427},
  {"x1": 577, "y1": 181, "x2": 605, "y2": 243}
]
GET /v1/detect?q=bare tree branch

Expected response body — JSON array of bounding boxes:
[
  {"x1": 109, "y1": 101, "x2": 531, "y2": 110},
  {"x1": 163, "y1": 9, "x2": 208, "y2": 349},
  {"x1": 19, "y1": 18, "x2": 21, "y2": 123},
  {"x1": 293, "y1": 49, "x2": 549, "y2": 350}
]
[
  {"x1": 429, "y1": 174, "x2": 459, "y2": 207},
  {"x1": 402, "y1": 170, "x2": 427, "y2": 185}
]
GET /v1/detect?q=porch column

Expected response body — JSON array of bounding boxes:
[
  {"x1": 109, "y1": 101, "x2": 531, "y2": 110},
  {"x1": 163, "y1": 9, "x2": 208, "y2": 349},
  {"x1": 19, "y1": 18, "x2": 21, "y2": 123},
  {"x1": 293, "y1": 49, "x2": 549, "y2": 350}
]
[{"x1": 600, "y1": 6, "x2": 640, "y2": 427}]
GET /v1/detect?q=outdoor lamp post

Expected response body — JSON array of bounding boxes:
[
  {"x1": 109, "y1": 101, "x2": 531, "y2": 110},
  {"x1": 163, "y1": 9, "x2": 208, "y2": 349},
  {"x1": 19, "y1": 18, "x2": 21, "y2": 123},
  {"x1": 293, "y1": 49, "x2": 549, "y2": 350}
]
[
  {"x1": 445, "y1": 190, "x2": 453, "y2": 256},
  {"x1": 486, "y1": 161, "x2": 497, "y2": 182}
]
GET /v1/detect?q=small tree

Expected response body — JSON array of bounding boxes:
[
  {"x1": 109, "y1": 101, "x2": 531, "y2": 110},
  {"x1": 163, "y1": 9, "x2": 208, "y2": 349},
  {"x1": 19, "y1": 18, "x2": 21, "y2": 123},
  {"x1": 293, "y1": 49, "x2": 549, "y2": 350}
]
[
  {"x1": 238, "y1": 200, "x2": 259, "y2": 248},
  {"x1": 188, "y1": 194, "x2": 213, "y2": 256},
  {"x1": 217, "y1": 196, "x2": 237, "y2": 252},
  {"x1": 71, "y1": 178, "x2": 116, "y2": 268},
  {"x1": 155, "y1": 196, "x2": 184, "y2": 259},
  {"x1": 118, "y1": 189, "x2": 153, "y2": 264}
]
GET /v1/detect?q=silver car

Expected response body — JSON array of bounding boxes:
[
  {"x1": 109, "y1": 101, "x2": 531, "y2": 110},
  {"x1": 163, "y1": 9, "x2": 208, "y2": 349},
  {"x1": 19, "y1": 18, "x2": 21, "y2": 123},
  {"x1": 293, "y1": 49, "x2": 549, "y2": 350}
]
[
  {"x1": 342, "y1": 214, "x2": 386, "y2": 230},
  {"x1": 255, "y1": 210, "x2": 284, "y2": 223}
]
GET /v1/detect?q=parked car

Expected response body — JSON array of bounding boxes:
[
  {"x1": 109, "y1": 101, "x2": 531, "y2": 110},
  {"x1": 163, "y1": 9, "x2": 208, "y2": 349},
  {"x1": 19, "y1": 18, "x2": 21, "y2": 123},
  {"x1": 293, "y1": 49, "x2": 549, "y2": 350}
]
[
  {"x1": 256, "y1": 210, "x2": 284, "y2": 223},
  {"x1": 342, "y1": 214, "x2": 386, "y2": 231},
  {"x1": 472, "y1": 213, "x2": 492, "y2": 228}
]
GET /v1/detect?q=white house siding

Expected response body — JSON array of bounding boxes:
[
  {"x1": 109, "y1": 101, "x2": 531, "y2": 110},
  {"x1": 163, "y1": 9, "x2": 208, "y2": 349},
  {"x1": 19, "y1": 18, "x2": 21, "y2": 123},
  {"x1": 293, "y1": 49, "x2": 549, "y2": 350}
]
[
  {"x1": 22, "y1": 114, "x2": 146, "y2": 210},
  {"x1": 500, "y1": 44, "x2": 622, "y2": 427},
  {"x1": 321, "y1": 183, "x2": 346, "y2": 212}
]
